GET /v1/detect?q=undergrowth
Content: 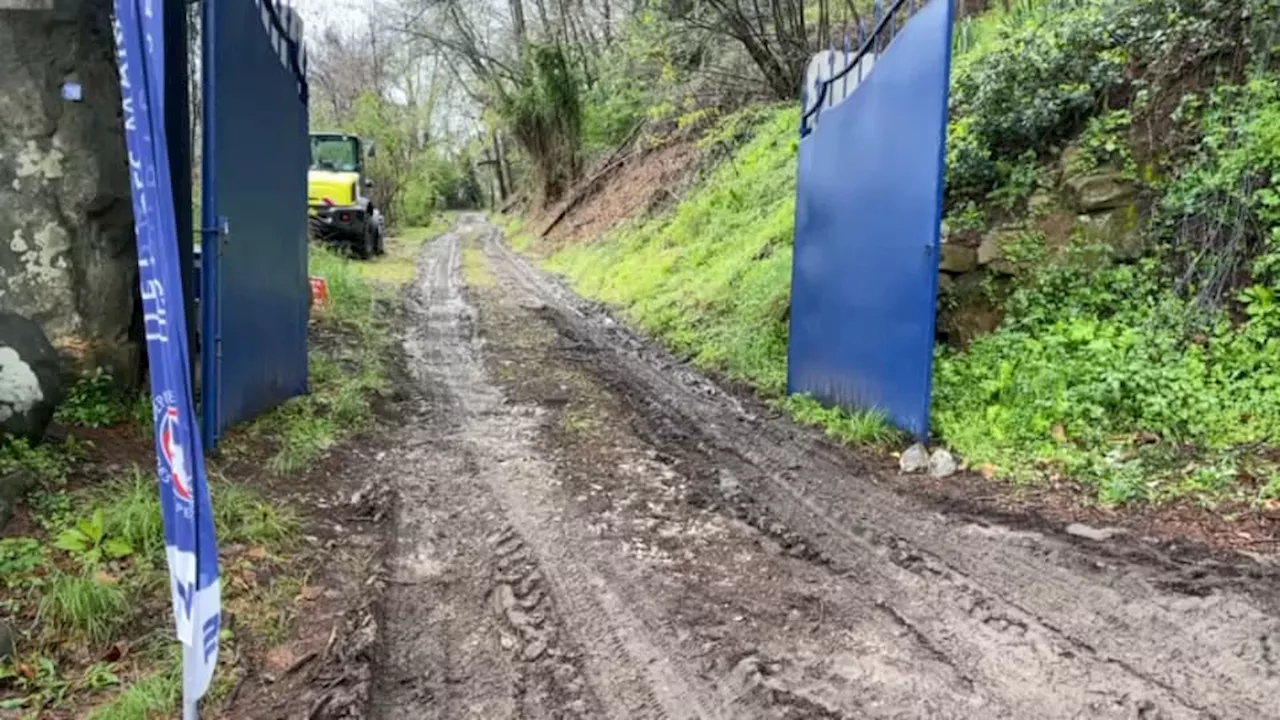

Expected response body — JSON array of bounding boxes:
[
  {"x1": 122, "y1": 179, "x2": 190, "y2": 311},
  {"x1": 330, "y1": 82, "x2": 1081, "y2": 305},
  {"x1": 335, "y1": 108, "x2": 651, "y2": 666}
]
[
  {"x1": 936, "y1": 74, "x2": 1280, "y2": 506},
  {"x1": 1, "y1": 233, "x2": 405, "y2": 716},
  {"x1": 0, "y1": 472, "x2": 296, "y2": 715}
]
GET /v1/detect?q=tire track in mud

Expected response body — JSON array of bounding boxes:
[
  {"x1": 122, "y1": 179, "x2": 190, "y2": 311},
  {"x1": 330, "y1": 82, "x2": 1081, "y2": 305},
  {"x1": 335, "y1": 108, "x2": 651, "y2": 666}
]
[
  {"x1": 476, "y1": 219, "x2": 1280, "y2": 719},
  {"x1": 375, "y1": 216, "x2": 719, "y2": 720}
]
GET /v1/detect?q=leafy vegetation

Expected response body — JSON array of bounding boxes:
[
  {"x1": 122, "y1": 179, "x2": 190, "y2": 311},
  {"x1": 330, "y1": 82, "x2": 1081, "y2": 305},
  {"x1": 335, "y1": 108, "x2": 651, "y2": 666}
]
[
  {"x1": 934, "y1": 71, "x2": 1280, "y2": 506},
  {"x1": 54, "y1": 370, "x2": 144, "y2": 430}
]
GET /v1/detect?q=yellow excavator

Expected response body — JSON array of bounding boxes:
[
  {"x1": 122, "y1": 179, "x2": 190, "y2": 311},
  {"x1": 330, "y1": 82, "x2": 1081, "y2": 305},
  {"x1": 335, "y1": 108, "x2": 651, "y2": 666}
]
[{"x1": 307, "y1": 132, "x2": 384, "y2": 259}]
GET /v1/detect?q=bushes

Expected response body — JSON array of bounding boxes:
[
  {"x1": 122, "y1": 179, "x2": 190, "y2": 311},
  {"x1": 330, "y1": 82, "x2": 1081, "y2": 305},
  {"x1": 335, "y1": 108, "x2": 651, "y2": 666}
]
[
  {"x1": 932, "y1": 1, "x2": 1280, "y2": 505},
  {"x1": 1155, "y1": 76, "x2": 1280, "y2": 303},
  {"x1": 946, "y1": 0, "x2": 1280, "y2": 205},
  {"x1": 947, "y1": 0, "x2": 1127, "y2": 200},
  {"x1": 933, "y1": 256, "x2": 1280, "y2": 505},
  {"x1": 934, "y1": 74, "x2": 1280, "y2": 505}
]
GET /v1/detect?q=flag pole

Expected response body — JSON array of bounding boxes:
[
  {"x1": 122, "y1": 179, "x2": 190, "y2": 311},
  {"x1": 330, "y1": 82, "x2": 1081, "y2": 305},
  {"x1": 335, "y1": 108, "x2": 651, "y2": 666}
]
[{"x1": 183, "y1": 640, "x2": 199, "y2": 720}]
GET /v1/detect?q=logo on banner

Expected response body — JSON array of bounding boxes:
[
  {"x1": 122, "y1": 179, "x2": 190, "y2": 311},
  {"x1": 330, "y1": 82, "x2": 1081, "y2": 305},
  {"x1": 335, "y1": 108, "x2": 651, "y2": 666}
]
[{"x1": 158, "y1": 404, "x2": 193, "y2": 503}]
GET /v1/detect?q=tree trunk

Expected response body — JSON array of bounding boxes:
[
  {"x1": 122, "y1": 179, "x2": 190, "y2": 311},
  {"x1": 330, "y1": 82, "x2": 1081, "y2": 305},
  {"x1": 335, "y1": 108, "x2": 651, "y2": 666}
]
[
  {"x1": 0, "y1": 0, "x2": 140, "y2": 387},
  {"x1": 510, "y1": 0, "x2": 529, "y2": 48},
  {"x1": 492, "y1": 131, "x2": 509, "y2": 202}
]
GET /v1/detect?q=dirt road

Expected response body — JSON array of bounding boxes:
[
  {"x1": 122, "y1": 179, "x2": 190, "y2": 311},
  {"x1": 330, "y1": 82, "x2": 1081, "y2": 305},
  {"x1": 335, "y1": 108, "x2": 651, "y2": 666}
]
[{"x1": 370, "y1": 214, "x2": 1280, "y2": 719}]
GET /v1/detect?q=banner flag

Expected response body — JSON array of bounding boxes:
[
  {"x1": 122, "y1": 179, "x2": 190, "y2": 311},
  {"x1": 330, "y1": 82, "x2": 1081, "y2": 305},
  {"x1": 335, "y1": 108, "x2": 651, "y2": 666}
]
[{"x1": 114, "y1": 0, "x2": 222, "y2": 703}]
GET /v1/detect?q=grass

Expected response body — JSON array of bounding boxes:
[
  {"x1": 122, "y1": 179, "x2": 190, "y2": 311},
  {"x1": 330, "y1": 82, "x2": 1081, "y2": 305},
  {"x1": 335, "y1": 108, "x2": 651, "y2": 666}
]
[
  {"x1": 781, "y1": 395, "x2": 903, "y2": 448},
  {"x1": 560, "y1": 406, "x2": 601, "y2": 434},
  {"x1": 85, "y1": 653, "x2": 180, "y2": 720},
  {"x1": 37, "y1": 573, "x2": 128, "y2": 647},
  {"x1": 97, "y1": 474, "x2": 167, "y2": 561},
  {"x1": 0, "y1": 467, "x2": 305, "y2": 715},
  {"x1": 502, "y1": 215, "x2": 538, "y2": 253},
  {"x1": 462, "y1": 242, "x2": 497, "y2": 287},
  {"x1": 211, "y1": 480, "x2": 300, "y2": 546},
  {"x1": 547, "y1": 107, "x2": 799, "y2": 398}
]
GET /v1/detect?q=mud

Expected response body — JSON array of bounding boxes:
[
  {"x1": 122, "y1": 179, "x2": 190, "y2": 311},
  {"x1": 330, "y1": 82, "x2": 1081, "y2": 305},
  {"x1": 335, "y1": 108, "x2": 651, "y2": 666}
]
[{"x1": 372, "y1": 214, "x2": 1280, "y2": 719}]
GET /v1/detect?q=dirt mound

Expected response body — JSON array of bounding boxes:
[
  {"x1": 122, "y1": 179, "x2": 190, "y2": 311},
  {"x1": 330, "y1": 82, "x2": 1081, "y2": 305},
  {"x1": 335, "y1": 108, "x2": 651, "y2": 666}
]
[{"x1": 532, "y1": 137, "x2": 704, "y2": 248}]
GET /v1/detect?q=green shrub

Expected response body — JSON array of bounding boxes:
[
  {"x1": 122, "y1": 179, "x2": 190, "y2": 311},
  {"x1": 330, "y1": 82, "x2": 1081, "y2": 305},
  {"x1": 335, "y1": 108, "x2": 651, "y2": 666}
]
[
  {"x1": 56, "y1": 370, "x2": 135, "y2": 429},
  {"x1": 933, "y1": 252, "x2": 1280, "y2": 505},
  {"x1": 947, "y1": 0, "x2": 1126, "y2": 200}
]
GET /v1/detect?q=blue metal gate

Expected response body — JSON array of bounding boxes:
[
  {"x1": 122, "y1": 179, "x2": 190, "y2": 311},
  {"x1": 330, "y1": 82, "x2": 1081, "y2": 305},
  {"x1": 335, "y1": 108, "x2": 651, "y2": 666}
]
[
  {"x1": 787, "y1": 0, "x2": 956, "y2": 440},
  {"x1": 201, "y1": 0, "x2": 310, "y2": 447}
]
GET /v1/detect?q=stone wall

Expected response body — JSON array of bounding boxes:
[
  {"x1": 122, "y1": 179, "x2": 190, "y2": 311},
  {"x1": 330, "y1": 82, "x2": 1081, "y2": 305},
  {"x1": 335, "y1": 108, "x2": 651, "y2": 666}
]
[
  {"x1": 0, "y1": 1, "x2": 140, "y2": 386},
  {"x1": 937, "y1": 157, "x2": 1143, "y2": 346}
]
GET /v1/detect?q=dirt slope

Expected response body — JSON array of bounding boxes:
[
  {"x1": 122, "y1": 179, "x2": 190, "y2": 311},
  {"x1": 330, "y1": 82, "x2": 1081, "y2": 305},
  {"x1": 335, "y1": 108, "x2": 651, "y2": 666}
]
[{"x1": 371, "y1": 213, "x2": 1280, "y2": 719}]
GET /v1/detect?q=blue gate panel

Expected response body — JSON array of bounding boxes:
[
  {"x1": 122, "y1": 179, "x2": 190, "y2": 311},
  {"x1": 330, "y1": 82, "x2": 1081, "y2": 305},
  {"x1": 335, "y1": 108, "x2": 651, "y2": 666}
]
[
  {"x1": 787, "y1": 0, "x2": 955, "y2": 440},
  {"x1": 208, "y1": 0, "x2": 310, "y2": 441}
]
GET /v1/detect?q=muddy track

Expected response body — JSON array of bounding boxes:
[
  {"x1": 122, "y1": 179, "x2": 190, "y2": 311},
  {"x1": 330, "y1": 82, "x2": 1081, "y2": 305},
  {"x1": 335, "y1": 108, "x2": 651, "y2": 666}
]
[
  {"x1": 373, "y1": 214, "x2": 1280, "y2": 719},
  {"x1": 469, "y1": 217, "x2": 1280, "y2": 718},
  {"x1": 374, "y1": 218, "x2": 714, "y2": 719}
]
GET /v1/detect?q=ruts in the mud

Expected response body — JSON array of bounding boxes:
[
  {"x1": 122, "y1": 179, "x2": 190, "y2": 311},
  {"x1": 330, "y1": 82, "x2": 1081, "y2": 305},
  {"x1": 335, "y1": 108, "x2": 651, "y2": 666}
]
[{"x1": 372, "y1": 215, "x2": 1280, "y2": 720}]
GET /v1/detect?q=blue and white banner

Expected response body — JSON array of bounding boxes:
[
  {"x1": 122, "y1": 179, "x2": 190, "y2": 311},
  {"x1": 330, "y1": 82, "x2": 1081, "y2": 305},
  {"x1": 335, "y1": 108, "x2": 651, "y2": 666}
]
[{"x1": 114, "y1": 0, "x2": 221, "y2": 704}]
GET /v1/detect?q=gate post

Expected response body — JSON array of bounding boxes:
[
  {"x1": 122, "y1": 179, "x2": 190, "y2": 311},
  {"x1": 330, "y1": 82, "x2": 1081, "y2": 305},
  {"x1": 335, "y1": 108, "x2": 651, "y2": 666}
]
[{"x1": 199, "y1": 0, "x2": 220, "y2": 449}]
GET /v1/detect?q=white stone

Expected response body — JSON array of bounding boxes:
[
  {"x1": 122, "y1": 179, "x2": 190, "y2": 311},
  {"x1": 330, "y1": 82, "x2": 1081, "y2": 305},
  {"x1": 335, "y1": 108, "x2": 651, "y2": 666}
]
[
  {"x1": 929, "y1": 449, "x2": 958, "y2": 478},
  {"x1": 0, "y1": 346, "x2": 43, "y2": 422},
  {"x1": 899, "y1": 443, "x2": 930, "y2": 473}
]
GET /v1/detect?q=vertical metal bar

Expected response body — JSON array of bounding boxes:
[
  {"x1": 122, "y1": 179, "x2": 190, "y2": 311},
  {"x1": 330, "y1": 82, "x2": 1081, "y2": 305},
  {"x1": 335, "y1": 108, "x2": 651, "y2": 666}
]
[{"x1": 200, "y1": 0, "x2": 219, "y2": 451}]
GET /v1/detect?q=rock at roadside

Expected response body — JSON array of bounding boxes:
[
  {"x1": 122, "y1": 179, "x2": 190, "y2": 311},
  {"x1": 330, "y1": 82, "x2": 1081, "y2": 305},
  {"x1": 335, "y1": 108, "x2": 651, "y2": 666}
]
[
  {"x1": 900, "y1": 443, "x2": 930, "y2": 474},
  {"x1": 0, "y1": 313, "x2": 64, "y2": 442},
  {"x1": 929, "y1": 449, "x2": 958, "y2": 478},
  {"x1": 1065, "y1": 523, "x2": 1127, "y2": 542}
]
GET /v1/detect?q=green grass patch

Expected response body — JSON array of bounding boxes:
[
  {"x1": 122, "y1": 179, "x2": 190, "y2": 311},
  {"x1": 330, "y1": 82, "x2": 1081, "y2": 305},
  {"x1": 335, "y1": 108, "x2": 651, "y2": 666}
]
[
  {"x1": 37, "y1": 572, "x2": 127, "y2": 646},
  {"x1": 84, "y1": 651, "x2": 180, "y2": 720},
  {"x1": 780, "y1": 395, "x2": 903, "y2": 449},
  {"x1": 0, "y1": 470, "x2": 301, "y2": 715},
  {"x1": 462, "y1": 243, "x2": 496, "y2": 287},
  {"x1": 212, "y1": 480, "x2": 300, "y2": 546},
  {"x1": 309, "y1": 244, "x2": 379, "y2": 329}
]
